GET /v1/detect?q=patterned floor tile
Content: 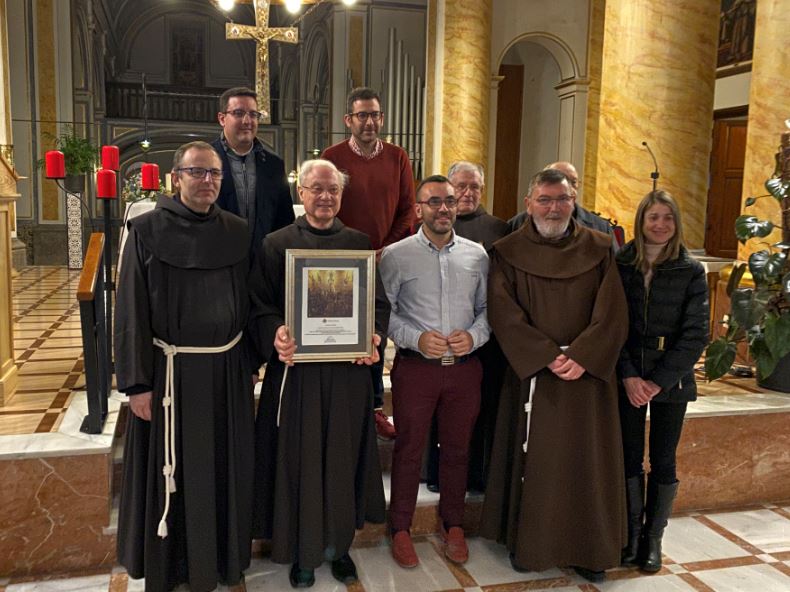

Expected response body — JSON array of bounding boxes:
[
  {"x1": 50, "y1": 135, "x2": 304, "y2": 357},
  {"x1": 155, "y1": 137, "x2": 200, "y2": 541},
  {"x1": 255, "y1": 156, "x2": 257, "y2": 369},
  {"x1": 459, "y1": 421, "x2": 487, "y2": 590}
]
[
  {"x1": 708, "y1": 510, "x2": 790, "y2": 554},
  {"x1": 693, "y1": 563, "x2": 790, "y2": 592}
]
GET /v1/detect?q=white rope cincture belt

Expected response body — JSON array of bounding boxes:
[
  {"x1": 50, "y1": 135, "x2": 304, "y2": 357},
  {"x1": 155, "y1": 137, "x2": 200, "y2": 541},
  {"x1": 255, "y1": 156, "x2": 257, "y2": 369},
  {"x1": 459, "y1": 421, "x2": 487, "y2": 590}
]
[
  {"x1": 277, "y1": 365, "x2": 289, "y2": 428},
  {"x1": 152, "y1": 330, "x2": 243, "y2": 538},
  {"x1": 522, "y1": 346, "x2": 569, "y2": 459}
]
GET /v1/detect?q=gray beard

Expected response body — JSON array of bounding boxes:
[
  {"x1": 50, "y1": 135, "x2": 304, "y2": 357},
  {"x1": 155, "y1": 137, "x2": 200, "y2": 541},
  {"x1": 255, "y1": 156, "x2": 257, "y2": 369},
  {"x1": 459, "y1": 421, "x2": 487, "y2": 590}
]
[{"x1": 534, "y1": 217, "x2": 570, "y2": 239}]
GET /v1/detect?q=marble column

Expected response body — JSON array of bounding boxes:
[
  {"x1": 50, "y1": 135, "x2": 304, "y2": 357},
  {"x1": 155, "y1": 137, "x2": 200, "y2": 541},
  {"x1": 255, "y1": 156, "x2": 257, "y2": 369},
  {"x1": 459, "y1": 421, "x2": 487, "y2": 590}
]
[
  {"x1": 0, "y1": 193, "x2": 17, "y2": 406},
  {"x1": 582, "y1": 0, "x2": 605, "y2": 211},
  {"x1": 0, "y1": 0, "x2": 17, "y2": 404},
  {"x1": 425, "y1": 0, "x2": 492, "y2": 203},
  {"x1": 738, "y1": 0, "x2": 790, "y2": 259},
  {"x1": 593, "y1": 0, "x2": 720, "y2": 246}
]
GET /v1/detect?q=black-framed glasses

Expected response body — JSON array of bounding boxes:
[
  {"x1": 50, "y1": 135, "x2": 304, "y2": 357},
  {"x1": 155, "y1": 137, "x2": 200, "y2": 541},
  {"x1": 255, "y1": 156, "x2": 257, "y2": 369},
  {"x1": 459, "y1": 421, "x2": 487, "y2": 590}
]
[
  {"x1": 300, "y1": 185, "x2": 341, "y2": 197},
  {"x1": 175, "y1": 167, "x2": 224, "y2": 180},
  {"x1": 347, "y1": 111, "x2": 383, "y2": 123},
  {"x1": 224, "y1": 109, "x2": 264, "y2": 121},
  {"x1": 418, "y1": 197, "x2": 458, "y2": 209}
]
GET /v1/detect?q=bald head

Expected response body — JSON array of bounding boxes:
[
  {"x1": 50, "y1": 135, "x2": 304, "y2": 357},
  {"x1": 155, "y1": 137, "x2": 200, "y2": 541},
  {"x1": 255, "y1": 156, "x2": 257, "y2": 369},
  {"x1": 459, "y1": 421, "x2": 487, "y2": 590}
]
[{"x1": 545, "y1": 161, "x2": 578, "y2": 190}]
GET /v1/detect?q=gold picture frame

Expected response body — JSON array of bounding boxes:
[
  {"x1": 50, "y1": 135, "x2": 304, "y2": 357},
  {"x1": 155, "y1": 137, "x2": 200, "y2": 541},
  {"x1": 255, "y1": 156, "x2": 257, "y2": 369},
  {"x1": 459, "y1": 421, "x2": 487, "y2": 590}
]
[{"x1": 285, "y1": 249, "x2": 376, "y2": 362}]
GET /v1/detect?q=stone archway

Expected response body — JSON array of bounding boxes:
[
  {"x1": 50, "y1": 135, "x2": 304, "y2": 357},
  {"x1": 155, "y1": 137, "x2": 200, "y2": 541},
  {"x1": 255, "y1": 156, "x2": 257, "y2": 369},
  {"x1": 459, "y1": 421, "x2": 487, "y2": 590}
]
[{"x1": 488, "y1": 32, "x2": 587, "y2": 218}]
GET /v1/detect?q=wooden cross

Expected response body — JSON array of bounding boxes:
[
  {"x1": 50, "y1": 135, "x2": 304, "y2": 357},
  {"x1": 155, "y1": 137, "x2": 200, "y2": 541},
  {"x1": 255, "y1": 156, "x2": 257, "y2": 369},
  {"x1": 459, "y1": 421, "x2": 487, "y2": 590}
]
[{"x1": 226, "y1": 0, "x2": 298, "y2": 124}]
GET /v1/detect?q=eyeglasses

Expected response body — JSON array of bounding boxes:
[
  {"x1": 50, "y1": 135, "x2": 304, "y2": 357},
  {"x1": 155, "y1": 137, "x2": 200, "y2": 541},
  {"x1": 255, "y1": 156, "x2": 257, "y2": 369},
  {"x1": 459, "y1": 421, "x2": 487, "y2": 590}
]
[
  {"x1": 176, "y1": 167, "x2": 224, "y2": 180},
  {"x1": 533, "y1": 196, "x2": 573, "y2": 208},
  {"x1": 347, "y1": 111, "x2": 383, "y2": 123},
  {"x1": 418, "y1": 197, "x2": 458, "y2": 209},
  {"x1": 224, "y1": 109, "x2": 264, "y2": 121},
  {"x1": 300, "y1": 185, "x2": 341, "y2": 197},
  {"x1": 454, "y1": 183, "x2": 482, "y2": 193}
]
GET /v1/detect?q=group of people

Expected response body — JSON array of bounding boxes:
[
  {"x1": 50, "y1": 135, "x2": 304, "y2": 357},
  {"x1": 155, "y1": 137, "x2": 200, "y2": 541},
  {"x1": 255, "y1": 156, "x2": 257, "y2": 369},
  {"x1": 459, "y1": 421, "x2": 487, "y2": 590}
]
[{"x1": 113, "y1": 85, "x2": 709, "y2": 592}]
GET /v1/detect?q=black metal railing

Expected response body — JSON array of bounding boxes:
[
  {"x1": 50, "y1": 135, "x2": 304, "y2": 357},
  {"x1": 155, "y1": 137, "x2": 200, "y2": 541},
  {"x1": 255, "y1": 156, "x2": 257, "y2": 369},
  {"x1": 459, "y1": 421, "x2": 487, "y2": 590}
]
[{"x1": 77, "y1": 233, "x2": 112, "y2": 434}]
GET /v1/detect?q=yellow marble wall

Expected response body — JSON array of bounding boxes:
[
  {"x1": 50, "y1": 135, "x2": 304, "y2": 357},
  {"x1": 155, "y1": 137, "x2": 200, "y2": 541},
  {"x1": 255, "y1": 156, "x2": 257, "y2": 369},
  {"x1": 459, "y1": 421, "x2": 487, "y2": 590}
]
[
  {"x1": 37, "y1": 0, "x2": 59, "y2": 221},
  {"x1": 738, "y1": 0, "x2": 790, "y2": 259},
  {"x1": 428, "y1": 0, "x2": 492, "y2": 202},
  {"x1": 581, "y1": 0, "x2": 605, "y2": 211},
  {"x1": 594, "y1": 0, "x2": 720, "y2": 247},
  {"x1": 423, "y1": 0, "x2": 438, "y2": 176}
]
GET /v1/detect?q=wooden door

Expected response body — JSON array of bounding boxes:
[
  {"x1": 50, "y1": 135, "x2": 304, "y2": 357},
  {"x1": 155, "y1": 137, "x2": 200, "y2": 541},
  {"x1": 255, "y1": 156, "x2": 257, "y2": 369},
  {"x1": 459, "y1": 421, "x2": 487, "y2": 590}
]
[
  {"x1": 492, "y1": 64, "x2": 524, "y2": 222},
  {"x1": 705, "y1": 118, "x2": 748, "y2": 258}
]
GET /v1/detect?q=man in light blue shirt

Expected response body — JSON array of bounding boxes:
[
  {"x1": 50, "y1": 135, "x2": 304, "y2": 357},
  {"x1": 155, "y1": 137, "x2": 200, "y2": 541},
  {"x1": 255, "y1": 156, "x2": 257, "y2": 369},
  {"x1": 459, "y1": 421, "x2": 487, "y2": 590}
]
[{"x1": 379, "y1": 174, "x2": 489, "y2": 569}]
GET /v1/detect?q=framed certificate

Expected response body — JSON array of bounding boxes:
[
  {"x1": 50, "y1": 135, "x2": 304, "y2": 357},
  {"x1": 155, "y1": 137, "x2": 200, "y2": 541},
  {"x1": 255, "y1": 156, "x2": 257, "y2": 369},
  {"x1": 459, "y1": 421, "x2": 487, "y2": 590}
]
[{"x1": 285, "y1": 249, "x2": 376, "y2": 362}]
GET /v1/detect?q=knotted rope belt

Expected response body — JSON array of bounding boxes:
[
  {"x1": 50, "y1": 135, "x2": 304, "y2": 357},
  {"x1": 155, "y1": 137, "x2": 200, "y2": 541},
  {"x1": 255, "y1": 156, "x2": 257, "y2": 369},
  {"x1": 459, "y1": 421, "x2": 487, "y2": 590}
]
[{"x1": 152, "y1": 330, "x2": 243, "y2": 538}]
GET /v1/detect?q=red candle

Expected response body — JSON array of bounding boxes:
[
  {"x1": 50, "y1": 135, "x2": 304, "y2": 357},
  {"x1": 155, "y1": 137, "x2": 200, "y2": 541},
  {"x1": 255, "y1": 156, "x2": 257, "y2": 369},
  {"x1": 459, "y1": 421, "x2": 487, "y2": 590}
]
[
  {"x1": 96, "y1": 169, "x2": 117, "y2": 199},
  {"x1": 141, "y1": 163, "x2": 160, "y2": 191},
  {"x1": 101, "y1": 145, "x2": 120, "y2": 171},
  {"x1": 45, "y1": 150, "x2": 65, "y2": 179}
]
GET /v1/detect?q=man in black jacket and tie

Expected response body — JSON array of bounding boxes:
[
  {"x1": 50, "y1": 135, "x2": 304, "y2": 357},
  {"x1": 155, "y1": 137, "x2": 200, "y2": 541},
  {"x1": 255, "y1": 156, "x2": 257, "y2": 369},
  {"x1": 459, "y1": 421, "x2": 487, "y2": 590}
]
[{"x1": 212, "y1": 86, "x2": 294, "y2": 259}]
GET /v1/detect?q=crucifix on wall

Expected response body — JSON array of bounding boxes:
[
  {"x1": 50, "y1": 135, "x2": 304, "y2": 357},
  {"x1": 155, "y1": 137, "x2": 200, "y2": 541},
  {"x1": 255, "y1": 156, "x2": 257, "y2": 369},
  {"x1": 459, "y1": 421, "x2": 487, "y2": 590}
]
[{"x1": 226, "y1": 0, "x2": 298, "y2": 124}]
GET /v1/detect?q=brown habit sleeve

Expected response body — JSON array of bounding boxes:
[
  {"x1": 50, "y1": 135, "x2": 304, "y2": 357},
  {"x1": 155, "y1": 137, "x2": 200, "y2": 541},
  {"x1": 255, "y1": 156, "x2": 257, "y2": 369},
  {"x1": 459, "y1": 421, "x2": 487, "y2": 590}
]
[{"x1": 488, "y1": 249, "x2": 563, "y2": 381}]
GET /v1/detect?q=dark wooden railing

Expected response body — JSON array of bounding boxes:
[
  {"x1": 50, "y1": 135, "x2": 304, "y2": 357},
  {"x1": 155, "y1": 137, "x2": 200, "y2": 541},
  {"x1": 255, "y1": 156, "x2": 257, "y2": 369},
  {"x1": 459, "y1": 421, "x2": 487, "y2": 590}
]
[
  {"x1": 106, "y1": 82, "x2": 223, "y2": 123},
  {"x1": 77, "y1": 233, "x2": 112, "y2": 434}
]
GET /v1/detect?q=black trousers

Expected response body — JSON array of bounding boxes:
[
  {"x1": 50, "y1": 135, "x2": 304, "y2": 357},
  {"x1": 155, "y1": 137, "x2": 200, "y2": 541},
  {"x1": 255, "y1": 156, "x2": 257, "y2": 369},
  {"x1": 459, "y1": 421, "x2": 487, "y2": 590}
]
[{"x1": 619, "y1": 396, "x2": 688, "y2": 484}]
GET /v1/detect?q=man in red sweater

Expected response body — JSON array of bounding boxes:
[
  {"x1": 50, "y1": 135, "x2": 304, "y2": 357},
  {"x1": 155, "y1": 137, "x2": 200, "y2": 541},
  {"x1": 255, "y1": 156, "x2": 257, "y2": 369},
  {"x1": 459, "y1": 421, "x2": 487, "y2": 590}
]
[{"x1": 322, "y1": 87, "x2": 416, "y2": 440}]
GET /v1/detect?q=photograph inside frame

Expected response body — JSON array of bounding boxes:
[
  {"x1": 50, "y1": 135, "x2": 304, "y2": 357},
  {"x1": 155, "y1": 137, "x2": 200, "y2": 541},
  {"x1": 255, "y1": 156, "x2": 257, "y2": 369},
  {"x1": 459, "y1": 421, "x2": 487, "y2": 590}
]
[{"x1": 285, "y1": 249, "x2": 376, "y2": 362}]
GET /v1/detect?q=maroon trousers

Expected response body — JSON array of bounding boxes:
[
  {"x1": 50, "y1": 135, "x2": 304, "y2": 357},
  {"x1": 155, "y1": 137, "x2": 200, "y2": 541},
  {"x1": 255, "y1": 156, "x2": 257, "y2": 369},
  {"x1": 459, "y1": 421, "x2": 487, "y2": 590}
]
[{"x1": 389, "y1": 354, "x2": 482, "y2": 531}]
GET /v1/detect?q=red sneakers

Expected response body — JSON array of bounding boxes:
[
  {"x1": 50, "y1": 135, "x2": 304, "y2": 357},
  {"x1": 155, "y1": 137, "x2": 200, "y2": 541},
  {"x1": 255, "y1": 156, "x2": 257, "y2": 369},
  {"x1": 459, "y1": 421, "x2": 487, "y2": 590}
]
[
  {"x1": 391, "y1": 531, "x2": 419, "y2": 568},
  {"x1": 375, "y1": 409, "x2": 396, "y2": 440},
  {"x1": 441, "y1": 525, "x2": 469, "y2": 564}
]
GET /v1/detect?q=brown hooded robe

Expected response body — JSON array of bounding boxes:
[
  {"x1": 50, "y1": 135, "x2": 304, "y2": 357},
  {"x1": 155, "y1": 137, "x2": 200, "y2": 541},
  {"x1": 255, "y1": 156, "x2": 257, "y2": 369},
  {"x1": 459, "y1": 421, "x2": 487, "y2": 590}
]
[{"x1": 480, "y1": 217, "x2": 628, "y2": 572}]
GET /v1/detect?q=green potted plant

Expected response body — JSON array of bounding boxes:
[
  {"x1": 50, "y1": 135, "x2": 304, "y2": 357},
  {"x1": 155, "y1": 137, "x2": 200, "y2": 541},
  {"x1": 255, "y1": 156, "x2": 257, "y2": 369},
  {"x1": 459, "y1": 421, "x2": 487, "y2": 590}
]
[
  {"x1": 37, "y1": 125, "x2": 100, "y2": 192},
  {"x1": 706, "y1": 124, "x2": 790, "y2": 391}
]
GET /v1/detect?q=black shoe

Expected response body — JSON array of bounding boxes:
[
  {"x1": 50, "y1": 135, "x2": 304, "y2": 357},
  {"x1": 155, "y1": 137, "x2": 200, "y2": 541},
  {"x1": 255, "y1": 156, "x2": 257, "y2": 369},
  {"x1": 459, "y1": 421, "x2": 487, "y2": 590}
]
[
  {"x1": 426, "y1": 482, "x2": 440, "y2": 493},
  {"x1": 509, "y1": 552, "x2": 530, "y2": 573},
  {"x1": 331, "y1": 553, "x2": 358, "y2": 584},
  {"x1": 288, "y1": 564, "x2": 315, "y2": 588},
  {"x1": 572, "y1": 565, "x2": 605, "y2": 583}
]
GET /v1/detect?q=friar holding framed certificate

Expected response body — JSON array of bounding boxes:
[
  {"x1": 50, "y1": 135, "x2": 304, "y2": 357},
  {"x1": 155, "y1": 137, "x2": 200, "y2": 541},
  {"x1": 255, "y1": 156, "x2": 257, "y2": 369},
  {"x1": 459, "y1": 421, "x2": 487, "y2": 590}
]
[{"x1": 248, "y1": 159, "x2": 389, "y2": 589}]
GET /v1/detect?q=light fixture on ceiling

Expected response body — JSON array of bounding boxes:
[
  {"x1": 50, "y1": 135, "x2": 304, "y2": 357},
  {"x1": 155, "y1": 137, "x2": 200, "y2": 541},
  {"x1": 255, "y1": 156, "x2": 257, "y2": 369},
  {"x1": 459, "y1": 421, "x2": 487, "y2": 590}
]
[
  {"x1": 341, "y1": 0, "x2": 358, "y2": 5},
  {"x1": 217, "y1": 0, "x2": 235, "y2": 11},
  {"x1": 284, "y1": 0, "x2": 301, "y2": 13}
]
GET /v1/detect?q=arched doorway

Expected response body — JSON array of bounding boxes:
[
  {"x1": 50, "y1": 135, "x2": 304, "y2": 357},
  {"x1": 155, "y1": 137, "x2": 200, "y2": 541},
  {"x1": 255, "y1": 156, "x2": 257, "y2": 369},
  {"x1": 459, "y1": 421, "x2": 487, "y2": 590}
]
[{"x1": 490, "y1": 34, "x2": 582, "y2": 222}]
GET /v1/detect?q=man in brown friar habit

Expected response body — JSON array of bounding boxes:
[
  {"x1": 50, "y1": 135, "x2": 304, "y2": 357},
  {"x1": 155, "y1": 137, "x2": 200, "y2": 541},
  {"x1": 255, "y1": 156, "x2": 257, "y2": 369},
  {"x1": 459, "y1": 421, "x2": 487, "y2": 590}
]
[{"x1": 480, "y1": 168, "x2": 629, "y2": 583}]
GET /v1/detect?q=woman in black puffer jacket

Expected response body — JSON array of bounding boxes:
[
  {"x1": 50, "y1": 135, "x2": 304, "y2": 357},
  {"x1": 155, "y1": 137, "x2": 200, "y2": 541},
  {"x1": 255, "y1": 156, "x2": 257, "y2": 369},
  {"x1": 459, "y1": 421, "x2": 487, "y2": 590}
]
[{"x1": 616, "y1": 190, "x2": 709, "y2": 574}]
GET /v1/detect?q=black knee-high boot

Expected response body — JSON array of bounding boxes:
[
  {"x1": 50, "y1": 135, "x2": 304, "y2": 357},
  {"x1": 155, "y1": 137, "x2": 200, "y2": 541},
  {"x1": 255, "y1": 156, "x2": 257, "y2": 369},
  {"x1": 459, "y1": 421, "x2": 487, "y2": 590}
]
[
  {"x1": 621, "y1": 474, "x2": 644, "y2": 566},
  {"x1": 640, "y1": 477, "x2": 678, "y2": 573}
]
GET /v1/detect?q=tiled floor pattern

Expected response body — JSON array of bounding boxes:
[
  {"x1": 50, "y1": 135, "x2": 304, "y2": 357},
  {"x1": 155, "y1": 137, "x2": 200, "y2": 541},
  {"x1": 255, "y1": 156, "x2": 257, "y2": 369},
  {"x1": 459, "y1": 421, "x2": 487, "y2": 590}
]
[
  {"x1": 1, "y1": 267, "x2": 86, "y2": 435},
  {"x1": 0, "y1": 266, "x2": 780, "y2": 436},
  {"x1": 1, "y1": 503, "x2": 789, "y2": 591}
]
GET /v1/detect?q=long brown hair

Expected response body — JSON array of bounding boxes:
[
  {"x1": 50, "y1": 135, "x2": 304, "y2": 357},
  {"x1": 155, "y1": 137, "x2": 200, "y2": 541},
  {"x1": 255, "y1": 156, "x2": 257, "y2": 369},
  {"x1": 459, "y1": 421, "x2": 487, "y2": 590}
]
[{"x1": 631, "y1": 190, "x2": 685, "y2": 273}]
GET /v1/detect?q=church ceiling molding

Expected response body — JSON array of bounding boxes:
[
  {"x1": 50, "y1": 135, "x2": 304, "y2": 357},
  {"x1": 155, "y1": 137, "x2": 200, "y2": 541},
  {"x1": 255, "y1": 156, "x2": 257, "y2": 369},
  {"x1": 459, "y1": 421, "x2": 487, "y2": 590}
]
[{"x1": 496, "y1": 32, "x2": 580, "y2": 82}]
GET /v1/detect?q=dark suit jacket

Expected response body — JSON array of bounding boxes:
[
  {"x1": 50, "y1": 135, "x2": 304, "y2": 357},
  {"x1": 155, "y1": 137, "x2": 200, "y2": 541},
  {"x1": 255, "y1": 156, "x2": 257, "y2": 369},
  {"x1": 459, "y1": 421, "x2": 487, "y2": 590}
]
[{"x1": 211, "y1": 137, "x2": 295, "y2": 259}]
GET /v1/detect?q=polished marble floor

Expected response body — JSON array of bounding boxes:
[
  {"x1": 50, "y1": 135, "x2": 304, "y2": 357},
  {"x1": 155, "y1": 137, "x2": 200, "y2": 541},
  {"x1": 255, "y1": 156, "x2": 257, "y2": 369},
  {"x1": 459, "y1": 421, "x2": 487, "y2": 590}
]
[
  {"x1": 1, "y1": 503, "x2": 789, "y2": 591},
  {"x1": 2, "y1": 267, "x2": 86, "y2": 435}
]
